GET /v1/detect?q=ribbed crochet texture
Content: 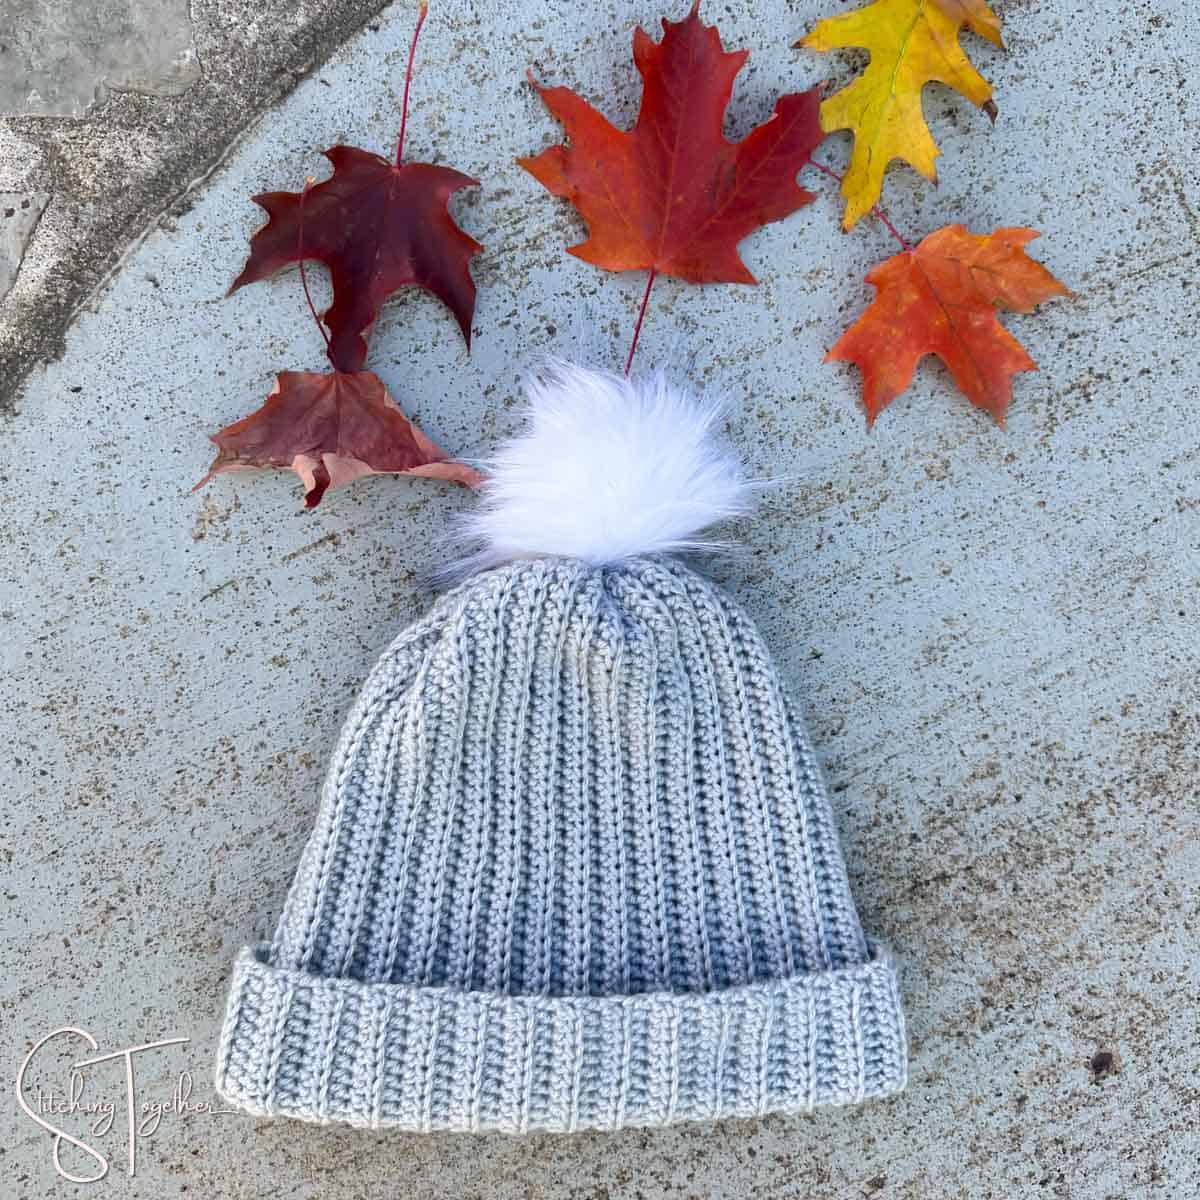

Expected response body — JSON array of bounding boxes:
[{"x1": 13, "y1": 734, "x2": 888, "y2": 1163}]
[{"x1": 215, "y1": 555, "x2": 906, "y2": 1131}]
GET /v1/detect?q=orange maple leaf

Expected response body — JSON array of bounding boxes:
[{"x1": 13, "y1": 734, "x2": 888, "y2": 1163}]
[
  {"x1": 196, "y1": 370, "x2": 481, "y2": 507},
  {"x1": 518, "y1": 2, "x2": 824, "y2": 284},
  {"x1": 828, "y1": 225, "x2": 1071, "y2": 426}
]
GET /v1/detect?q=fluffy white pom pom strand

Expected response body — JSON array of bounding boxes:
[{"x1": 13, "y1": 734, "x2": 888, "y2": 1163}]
[{"x1": 452, "y1": 362, "x2": 755, "y2": 575}]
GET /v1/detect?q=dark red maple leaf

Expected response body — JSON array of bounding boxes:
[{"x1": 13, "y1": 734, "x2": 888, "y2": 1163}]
[
  {"x1": 519, "y1": 2, "x2": 825, "y2": 285},
  {"x1": 228, "y1": 148, "x2": 481, "y2": 372},
  {"x1": 196, "y1": 370, "x2": 482, "y2": 507}
]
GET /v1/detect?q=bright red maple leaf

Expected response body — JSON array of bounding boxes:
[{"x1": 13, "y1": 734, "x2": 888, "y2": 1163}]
[
  {"x1": 228, "y1": 148, "x2": 481, "y2": 373},
  {"x1": 519, "y1": 1, "x2": 825, "y2": 286},
  {"x1": 196, "y1": 370, "x2": 482, "y2": 507},
  {"x1": 828, "y1": 225, "x2": 1071, "y2": 425}
]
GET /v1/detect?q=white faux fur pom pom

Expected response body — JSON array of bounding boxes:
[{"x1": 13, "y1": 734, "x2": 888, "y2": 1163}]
[{"x1": 453, "y1": 362, "x2": 754, "y2": 574}]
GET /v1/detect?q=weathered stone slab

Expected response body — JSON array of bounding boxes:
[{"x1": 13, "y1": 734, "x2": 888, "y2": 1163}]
[
  {"x1": 0, "y1": 0, "x2": 198, "y2": 117},
  {"x1": 0, "y1": 190, "x2": 48, "y2": 301}
]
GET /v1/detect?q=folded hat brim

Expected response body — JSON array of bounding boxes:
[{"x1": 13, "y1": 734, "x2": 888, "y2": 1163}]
[{"x1": 214, "y1": 943, "x2": 906, "y2": 1133}]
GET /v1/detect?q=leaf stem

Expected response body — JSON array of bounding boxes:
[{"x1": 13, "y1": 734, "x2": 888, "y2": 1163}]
[
  {"x1": 297, "y1": 178, "x2": 333, "y2": 359},
  {"x1": 625, "y1": 267, "x2": 657, "y2": 375},
  {"x1": 809, "y1": 160, "x2": 913, "y2": 251},
  {"x1": 396, "y1": 2, "x2": 429, "y2": 166}
]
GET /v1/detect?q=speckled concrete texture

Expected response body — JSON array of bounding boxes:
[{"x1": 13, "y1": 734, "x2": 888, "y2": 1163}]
[{"x1": 3, "y1": 0, "x2": 1198, "y2": 1197}]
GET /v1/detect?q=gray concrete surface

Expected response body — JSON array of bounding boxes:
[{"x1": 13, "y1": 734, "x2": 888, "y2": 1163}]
[{"x1": 2, "y1": 0, "x2": 1198, "y2": 1197}]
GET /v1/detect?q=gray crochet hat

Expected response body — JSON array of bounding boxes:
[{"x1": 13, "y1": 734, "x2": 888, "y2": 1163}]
[{"x1": 215, "y1": 363, "x2": 906, "y2": 1132}]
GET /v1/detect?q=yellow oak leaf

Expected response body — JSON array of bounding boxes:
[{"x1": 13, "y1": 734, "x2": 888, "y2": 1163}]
[
  {"x1": 932, "y1": 0, "x2": 1004, "y2": 46},
  {"x1": 798, "y1": 0, "x2": 1003, "y2": 230}
]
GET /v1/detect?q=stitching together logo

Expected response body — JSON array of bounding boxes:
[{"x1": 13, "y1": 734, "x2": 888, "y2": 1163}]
[{"x1": 15, "y1": 1027, "x2": 236, "y2": 1183}]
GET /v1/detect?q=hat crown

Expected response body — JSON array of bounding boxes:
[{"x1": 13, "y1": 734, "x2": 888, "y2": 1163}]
[{"x1": 272, "y1": 555, "x2": 866, "y2": 998}]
